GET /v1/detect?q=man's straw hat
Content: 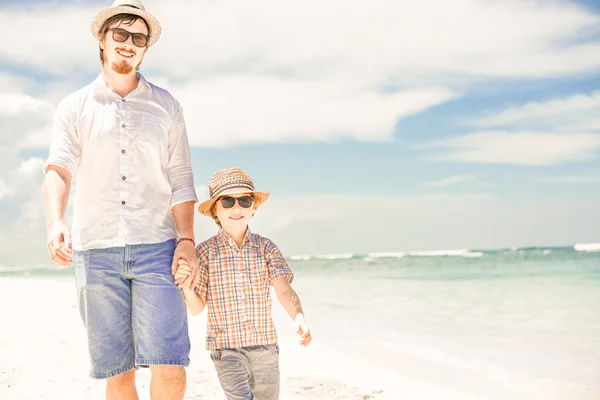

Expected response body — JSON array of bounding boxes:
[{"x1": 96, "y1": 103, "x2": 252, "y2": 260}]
[{"x1": 90, "y1": 0, "x2": 161, "y2": 47}]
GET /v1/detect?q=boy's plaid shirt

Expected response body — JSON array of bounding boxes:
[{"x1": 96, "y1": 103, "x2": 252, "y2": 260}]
[{"x1": 194, "y1": 228, "x2": 294, "y2": 350}]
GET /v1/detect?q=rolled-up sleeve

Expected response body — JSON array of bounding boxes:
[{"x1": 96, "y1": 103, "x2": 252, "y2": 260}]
[
  {"x1": 167, "y1": 105, "x2": 198, "y2": 207},
  {"x1": 265, "y1": 240, "x2": 294, "y2": 284},
  {"x1": 43, "y1": 97, "x2": 80, "y2": 179}
]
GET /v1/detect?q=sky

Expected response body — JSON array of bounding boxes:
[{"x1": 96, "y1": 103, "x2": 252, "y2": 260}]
[{"x1": 0, "y1": 0, "x2": 599, "y2": 266}]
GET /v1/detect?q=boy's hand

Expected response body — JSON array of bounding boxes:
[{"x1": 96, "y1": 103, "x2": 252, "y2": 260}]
[
  {"x1": 171, "y1": 239, "x2": 199, "y2": 286},
  {"x1": 174, "y1": 259, "x2": 193, "y2": 288},
  {"x1": 294, "y1": 313, "x2": 312, "y2": 346}
]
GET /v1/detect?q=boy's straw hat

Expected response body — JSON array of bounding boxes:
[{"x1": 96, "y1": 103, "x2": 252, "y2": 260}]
[
  {"x1": 197, "y1": 168, "x2": 270, "y2": 216},
  {"x1": 90, "y1": 0, "x2": 161, "y2": 47}
]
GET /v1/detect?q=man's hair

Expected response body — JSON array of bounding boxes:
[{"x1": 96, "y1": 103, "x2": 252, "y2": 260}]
[{"x1": 98, "y1": 14, "x2": 150, "y2": 65}]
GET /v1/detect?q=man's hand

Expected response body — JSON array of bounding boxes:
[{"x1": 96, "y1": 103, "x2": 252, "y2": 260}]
[
  {"x1": 171, "y1": 240, "x2": 199, "y2": 288},
  {"x1": 294, "y1": 313, "x2": 312, "y2": 347},
  {"x1": 47, "y1": 221, "x2": 72, "y2": 266}
]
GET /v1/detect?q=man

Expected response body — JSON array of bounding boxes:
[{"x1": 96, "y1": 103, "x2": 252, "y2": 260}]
[{"x1": 43, "y1": 1, "x2": 198, "y2": 398}]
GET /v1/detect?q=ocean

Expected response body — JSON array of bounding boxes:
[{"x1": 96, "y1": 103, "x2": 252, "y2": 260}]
[{"x1": 1, "y1": 244, "x2": 599, "y2": 398}]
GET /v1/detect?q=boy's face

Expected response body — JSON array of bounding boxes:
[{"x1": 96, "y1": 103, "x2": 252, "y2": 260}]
[
  {"x1": 101, "y1": 19, "x2": 148, "y2": 74},
  {"x1": 215, "y1": 194, "x2": 256, "y2": 231}
]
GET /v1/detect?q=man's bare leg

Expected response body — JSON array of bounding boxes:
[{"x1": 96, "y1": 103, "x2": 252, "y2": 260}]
[
  {"x1": 149, "y1": 365, "x2": 186, "y2": 400},
  {"x1": 106, "y1": 369, "x2": 139, "y2": 400}
]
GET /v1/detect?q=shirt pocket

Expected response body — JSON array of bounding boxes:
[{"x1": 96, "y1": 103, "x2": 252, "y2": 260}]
[{"x1": 249, "y1": 255, "x2": 270, "y2": 288}]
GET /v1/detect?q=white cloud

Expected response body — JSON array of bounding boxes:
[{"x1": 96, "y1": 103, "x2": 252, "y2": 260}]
[
  {"x1": 0, "y1": 92, "x2": 55, "y2": 148},
  {"x1": 539, "y1": 172, "x2": 600, "y2": 183},
  {"x1": 0, "y1": 93, "x2": 54, "y2": 116},
  {"x1": 1, "y1": 0, "x2": 598, "y2": 148},
  {"x1": 421, "y1": 175, "x2": 476, "y2": 187},
  {"x1": 175, "y1": 78, "x2": 455, "y2": 146},
  {"x1": 0, "y1": 6, "x2": 96, "y2": 75},
  {"x1": 0, "y1": 74, "x2": 37, "y2": 93},
  {"x1": 469, "y1": 91, "x2": 600, "y2": 132},
  {"x1": 0, "y1": 178, "x2": 12, "y2": 200},
  {"x1": 419, "y1": 132, "x2": 600, "y2": 166},
  {"x1": 14, "y1": 187, "x2": 45, "y2": 237},
  {"x1": 17, "y1": 158, "x2": 45, "y2": 179},
  {"x1": 2, "y1": 1, "x2": 598, "y2": 83}
]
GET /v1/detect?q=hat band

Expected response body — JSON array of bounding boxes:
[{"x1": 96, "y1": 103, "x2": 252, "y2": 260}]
[{"x1": 211, "y1": 183, "x2": 254, "y2": 199}]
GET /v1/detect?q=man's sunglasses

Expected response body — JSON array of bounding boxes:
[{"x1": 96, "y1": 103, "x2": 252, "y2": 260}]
[
  {"x1": 220, "y1": 196, "x2": 254, "y2": 209},
  {"x1": 110, "y1": 28, "x2": 149, "y2": 48}
]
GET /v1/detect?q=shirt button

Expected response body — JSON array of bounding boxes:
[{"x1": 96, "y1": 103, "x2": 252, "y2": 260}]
[
  {"x1": 121, "y1": 176, "x2": 126, "y2": 180},
  {"x1": 121, "y1": 99, "x2": 126, "y2": 102},
  {"x1": 121, "y1": 124, "x2": 126, "y2": 128},
  {"x1": 121, "y1": 201, "x2": 126, "y2": 205},
  {"x1": 121, "y1": 149, "x2": 126, "y2": 154}
]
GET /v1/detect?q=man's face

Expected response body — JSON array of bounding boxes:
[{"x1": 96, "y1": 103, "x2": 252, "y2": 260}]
[
  {"x1": 101, "y1": 19, "x2": 148, "y2": 75},
  {"x1": 215, "y1": 194, "x2": 256, "y2": 232}
]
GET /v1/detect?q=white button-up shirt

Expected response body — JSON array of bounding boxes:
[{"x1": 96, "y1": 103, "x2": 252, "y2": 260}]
[{"x1": 44, "y1": 74, "x2": 198, "y2": 251}]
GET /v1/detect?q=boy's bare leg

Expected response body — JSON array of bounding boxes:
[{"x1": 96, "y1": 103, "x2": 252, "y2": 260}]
[
  {"x1": 149, "y1": 365, "x2": 186, "y2": 400},
  {"x1": 106, "y1": 370, "x2": 139, "y2": 400}
]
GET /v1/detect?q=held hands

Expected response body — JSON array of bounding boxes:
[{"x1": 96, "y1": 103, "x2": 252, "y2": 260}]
[
  {"x1": 47, "y1": 221, "x2": 72, "y2": 266},
  {"x1": 174, "y1": 259, "x2": 193, "y2": 289},
  {"x1": 171, "y1": 240, "x2": 199, "y2": 289},
  {"x1": 294, "y1": 313, "x2": 312, "y2": 347}
]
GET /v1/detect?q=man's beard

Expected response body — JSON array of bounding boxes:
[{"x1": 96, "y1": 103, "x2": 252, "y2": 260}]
[{"x1": 104, "y1": 50, "x2": 142, "y2": 75}]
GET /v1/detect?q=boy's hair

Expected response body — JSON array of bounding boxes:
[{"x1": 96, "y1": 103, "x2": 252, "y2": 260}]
[
  {"x1": 209, "y1": 203, "x2": 222, "y2": 227},
  {"x1": 98, "y1": 14, "x2": 150, "y2": 65}
]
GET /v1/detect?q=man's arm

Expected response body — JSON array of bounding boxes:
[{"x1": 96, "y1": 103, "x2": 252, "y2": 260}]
[
  {"x1": 171, "y1": 201, "x2": 199, "y2": 283},
  {"x1": 44, "y1": 165, "x2": 73, "y2": 265},
  {"x1": 273, "y1": 277, "x2": 312, "y2": 346},
  {"x1": 167, "y1": 104, "x2": 199, "y2": 284}
]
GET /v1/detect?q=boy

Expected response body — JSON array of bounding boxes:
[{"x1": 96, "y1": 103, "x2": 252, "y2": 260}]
[{"x1": 174, "y1": 167, "x2": 311, "y2": 400}]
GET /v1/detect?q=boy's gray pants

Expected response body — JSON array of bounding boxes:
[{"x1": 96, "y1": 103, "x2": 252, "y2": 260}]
[{"x1": 210, "y1": 344, "x2": 280, "y2": 400}]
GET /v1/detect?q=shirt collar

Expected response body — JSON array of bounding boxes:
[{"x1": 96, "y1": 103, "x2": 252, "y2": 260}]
[
  {"x1": 217, "y1": 227, "x2": 259, "y2": 249},
  {"x1": 93, "y1": 72, "x2": 153, "y2": 94}
]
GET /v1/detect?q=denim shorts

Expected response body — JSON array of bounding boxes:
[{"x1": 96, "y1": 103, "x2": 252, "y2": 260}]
[
  {"x1": 210, "y1": 344, "x2": 280, "y2": 400},
  {"x1": 74, "y1": 239, "x2": 190, "y2": 379}
]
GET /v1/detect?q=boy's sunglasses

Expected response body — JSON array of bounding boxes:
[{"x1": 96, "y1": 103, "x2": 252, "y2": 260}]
[
  {"x1": 110, "y1": 28, "x2": 149, "y2": 48},
  {"x1": 220, "y1": 196, "x2": 254, "y2": 209}
]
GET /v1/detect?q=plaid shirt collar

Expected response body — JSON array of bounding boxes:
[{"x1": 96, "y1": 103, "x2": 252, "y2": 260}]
[{"x1": 217, "y1": 227, "x2": 260, "y2": 249}]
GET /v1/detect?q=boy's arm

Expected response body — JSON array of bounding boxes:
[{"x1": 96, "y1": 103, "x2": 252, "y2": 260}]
[
  {"x1": 273, "y1": 277, "x2": 303, "y2": 319},
  {"x1": 273, "y1": 277, "x2": 312, "y2": 346},
  {"x1": 174, "y1": 259, "x2": 207, "y2": 315},
  {"x1": 181, "y1": 287, "x2": 206, "y2": 316}
]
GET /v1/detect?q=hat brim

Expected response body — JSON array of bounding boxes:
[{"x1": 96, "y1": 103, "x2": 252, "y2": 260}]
[
  {"x1": 90, "y1": 6, "x2": 161, "y2": 47},
  {"x1": 197, "y1": 189, "x2": 270, "y2": 217}
]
